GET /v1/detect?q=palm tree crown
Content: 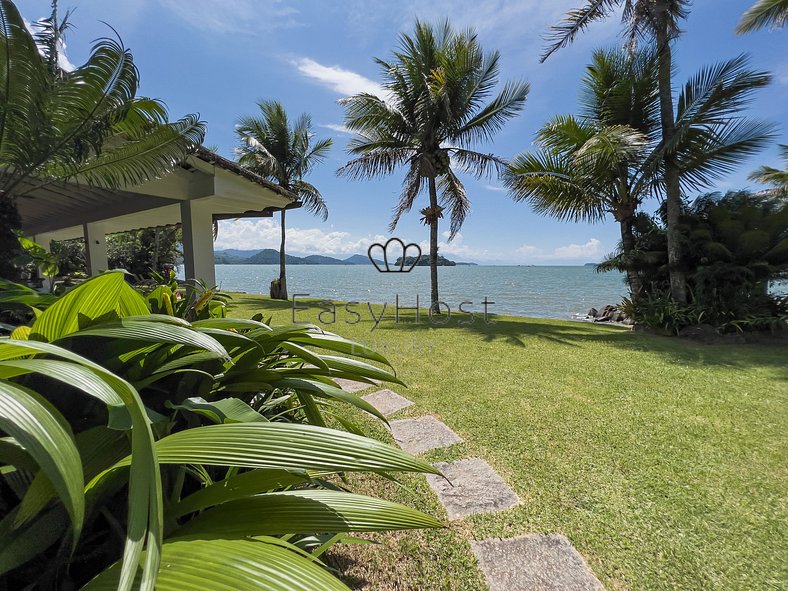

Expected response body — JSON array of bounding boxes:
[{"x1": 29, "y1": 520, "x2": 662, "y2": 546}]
[
  {"x1": 339, "y1": 20, "x2": 529, "y2": 306},
  {"x1": 236, "y1": 100, "x2": 332, "y2": 221},
  {"x1": 748, "y1": 145, "x2": 788, "y2": 195},
  {"x1": 235, "y1": 100, "x2": 333, "y2": 299},
  {"x1": 507, "y1": 48, "x2": 775, "y2": 298},
  {"x1": 0, "y1": 0, "x2": 205, "y2": 278}
]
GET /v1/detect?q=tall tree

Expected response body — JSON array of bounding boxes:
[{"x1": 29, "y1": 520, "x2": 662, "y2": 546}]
[
  {"x1": 508, "y1": 48, "x2": 774, "y2": 300},
  {"x1": 737, "y1": 0, "x2": 788, "y2": 33},
  {"x1": 339, "y1": 21, "x2": 529, "y2": 310},
  {"x1": 541, "y1": 0, "x2": 692, "y2": 303},
  {"x1": 236, "y1": 100, "x2": 332, "y2": 300},
  {"x1": 0, "y1": 0, "x2": 205, "y2": 278}
]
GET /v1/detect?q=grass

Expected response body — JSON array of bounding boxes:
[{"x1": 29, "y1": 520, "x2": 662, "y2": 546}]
[{"x1": 227, "y1": 293, "x2": 788, "y2": 591}]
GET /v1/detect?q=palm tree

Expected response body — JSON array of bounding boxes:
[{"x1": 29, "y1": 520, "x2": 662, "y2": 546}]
[
  {"x1": 236, "y1": 101, "x2": 333, "y2": 300},
  {"x1": 508, "y1": 48, "x2": 775, "y2": 300},
  {"x1": 0, "y1": 0, "x2": 206, "y2": 278},
  {"x1": 749, "y1": 145, "x2": 788, "y2": 195},
  {"x1": 507, "y1": 48, "x2": 658, "y2": 298},
  {"x1": 541, "y1": 0, "x2": 692, "y2": 303},
  {"x1": 339, "y1": 21, "x2": 529, "y2": 310},
  {"x1": 737, "y1": 0, "x2": 788, "y2": 33}
]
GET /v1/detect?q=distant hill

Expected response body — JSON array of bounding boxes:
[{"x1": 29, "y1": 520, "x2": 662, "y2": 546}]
[
  {"x1": 344, "y1": 254, "x2": 382, "y2": 265},
  {"x1": 215, "y1": 249, "x2": 384, "y2": 266}
]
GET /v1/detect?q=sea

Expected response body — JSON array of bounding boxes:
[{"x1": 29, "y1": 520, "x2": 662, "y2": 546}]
[
  {"x1": 204, "y1": 264, "x2": 788, "y2": 320},
  {"x1": 210, "y1": 264, "x2": 628, "y2": 319}
]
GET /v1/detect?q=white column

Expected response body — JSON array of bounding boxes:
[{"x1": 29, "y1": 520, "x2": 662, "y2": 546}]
[
  {"x1": 83, "y1": 222, "x2": 108, "y2": 276},
  {"x1": 180, "y1": 200, "x2": 216, "y2": 287}
]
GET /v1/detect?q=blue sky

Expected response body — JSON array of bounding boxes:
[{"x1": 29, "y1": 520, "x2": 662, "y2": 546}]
[{"x1": 22, "y1": 0, "x2": 788, "y2": 264}]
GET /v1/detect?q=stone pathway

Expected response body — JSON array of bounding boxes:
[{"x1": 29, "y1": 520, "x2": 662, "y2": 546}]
[
  {"x1": 362, "y1": 388, "x2": 414, "y2": 416},
  {"x1": 425, "y1": 458, "x2": 519, "y2": 520},
  {"x1": 334, "y1": 378, "x2": 375, "y2": 393},
  {"x1": 471, "y1": 535, "x2": 604, "y2": 591},
  {"x1": 367, "y1": 387, "x2": 605, "y2": 589},
  {"x1": 390, "y1": 416, "x2": 463, "y2": 455}
]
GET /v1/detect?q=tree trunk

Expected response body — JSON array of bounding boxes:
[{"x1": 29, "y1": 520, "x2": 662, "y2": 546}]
[
  {"x1": 428, "y1": 176, "x2": 440, "y2": 313},
  {"x1": 619, "y1": 216, "x2": 641, "y2": 300},
  {"x1": 655, "y1": 10, "x2": 687, "y2": 303},
  {"x1": 272, "y1": 208, "x2": 288, "y2": 300}
]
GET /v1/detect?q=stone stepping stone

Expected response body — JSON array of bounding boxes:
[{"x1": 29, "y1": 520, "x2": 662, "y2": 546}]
[
  {"x1": 362, "y1": 389, "x2": 414, "y2": 416},
  {"x1": 425, "y1": 457, "x2": 518, "y2": 520},
  {"x1": 470, "y1": 534, "x2": 604, "y2": 591},
  {"x1": 389, "y1": 416, "x2": 463, "y2": 455},
  {"x1": 333, "y1": 378, "x2": 374, "y2": 393}
]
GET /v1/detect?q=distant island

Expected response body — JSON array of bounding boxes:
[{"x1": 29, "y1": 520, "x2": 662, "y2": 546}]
[
  {"x1": 394, "y1": 254, "x2": 476, "y2": 267},
  {"x1": 215, "y1": 249, "x2": 476, "y2": 266},
  {"x1": 215, "y1": 248, "x2": 384, "y2": 266}
]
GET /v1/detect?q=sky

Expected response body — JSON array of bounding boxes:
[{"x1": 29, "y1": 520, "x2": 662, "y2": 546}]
[{"x1": 21, "y1": 0, "x2": 788, "y2": 264}]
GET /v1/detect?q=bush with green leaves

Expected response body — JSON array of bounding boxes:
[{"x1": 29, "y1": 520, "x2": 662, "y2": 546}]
[
  {"x1": 0, "y1": 272, "x2": 439, "y2": 590},
  {"x1": 601, "y1": 190, "x2": 788, "y2": 333}
]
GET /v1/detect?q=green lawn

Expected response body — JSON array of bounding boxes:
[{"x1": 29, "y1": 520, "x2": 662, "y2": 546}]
[{"x1": 228, "y1": 294, "x2": 788, "y2": 591}]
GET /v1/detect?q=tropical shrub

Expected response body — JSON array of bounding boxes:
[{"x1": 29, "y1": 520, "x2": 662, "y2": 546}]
[
  {"x1": 0, "y1": 272, "x2": 439, "y2": 590},
  {"x1": 107, "y1": 228, "x2": 183, "y2": 279},
  {"x1": 601, "y1": 191, "x2": 788, "y2": 333}
]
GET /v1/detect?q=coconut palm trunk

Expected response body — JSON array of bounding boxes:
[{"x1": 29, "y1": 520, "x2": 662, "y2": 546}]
[
  {"x1": 276, "y1": 208, "x2": 288, "y2": 300},
  {"x1": 428, "y1": 176, "x2": 440, "y2": 312},
  {"x1": 655, "y1": 11, "x2": 687, "y2": 304},
  {"x1": 618, "y1": 214, "x2": 641, "y2": 298}
]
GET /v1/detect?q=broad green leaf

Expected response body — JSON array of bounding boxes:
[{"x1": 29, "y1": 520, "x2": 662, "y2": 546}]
[
  {"x1": 82, "y1": 537, "x2": 351, "y2": 591},
  {"x1": 173, "y1": 490, "x2": 441, "y2": 538},
  {"x1": 166, "y1": 397, "x2": 267, "y2": 424},
  {"x1": 0, "y1": 340, "x2": 162, "y2": 591},
  {"x1": 61, "y1": 318, "x2": 230, "y2": 361},
  {"x1": 92, "y1": 423, "x2": 439, "y2": 488},
  {"x1": 278, "y1": 341, "x2": 329, "y2": 370},
  {"x1": 275, "y1": 378, "x2": 388, "y2": 423},
  {"x1": 30, "y1": 272, "x2": 149, "y2": 342},
  {"x1": 322, "y1": 355, "x2": 404, "y2": 385},
  {"x1": 172, "y1": 469, "x2": 313, "y2": 517},
  {"x1": 0, "y1": 380, "x2": 84, "y2": 546},
  {"x1": 289, "y1": 332, "x2": 390, "y2": 365},
  {"x1": 191, "y1": 317, "x2": 272, "y2": 331}
]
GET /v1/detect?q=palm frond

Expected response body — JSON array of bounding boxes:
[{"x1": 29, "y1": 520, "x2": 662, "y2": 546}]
[
  {"x1": 449, "y1": 148, "x2": 507, "y2": 178},
  {"x1": 454, "y1": 80, "x2": 530, "y2": 145},
  {"x1": 438, "y1": 170, "x2": 470, "y2": 238},
  {"x1": 505, "y1": 151, "x2": 607, "y2": 223},
  {"x1": 541, "y1": 0, "x2": 623, "y2": 62},
  {"x1": 293, "y1": 179, "x2": 329, "y2": 222},
  {"x1": 737, "y1": 0, "x2": 788, "y2": 33},
  {"x1": 29, "y1": 115, "x2": 205, "y2": 192},
  {"x1": 389, "y1": 160, "x2": 423, "y2": 232}
]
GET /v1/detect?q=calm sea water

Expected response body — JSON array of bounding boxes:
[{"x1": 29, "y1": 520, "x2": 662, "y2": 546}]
[{"x1": 211, "y1": 264, "x2": 629, "y2": 319}]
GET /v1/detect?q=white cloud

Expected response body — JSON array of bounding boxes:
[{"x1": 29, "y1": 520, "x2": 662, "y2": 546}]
[
  {"x1": 417, "y1": 232, "x2": 494, "y2": 262},
  {"x1": 516, "y1": 244, "x2": 544, "y2": 257},
  {"x1": 318, "y1": 123, "x2": 353, "y2": 135},
  {"x1": 484, "y1": 184, "x2": 507, "y2": 192},
  {"x1": 294, "y1": 58, "x2": 383, "y2": 97},
  {"x1": 23, "y1": 17, "x2": 76, "y2": 72},
  {"x1": 516, "y1": 238, "x2": 602, "y2": 261},
  {"x1": 553, "y1": 238, "x2": 602, "y2": 259},
  {"x1": 159, "y1": 0, "x2": 299, "y2": 34},
  {"x1": 215, "y1": 218, "x2": 385, "y2": 256}
]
